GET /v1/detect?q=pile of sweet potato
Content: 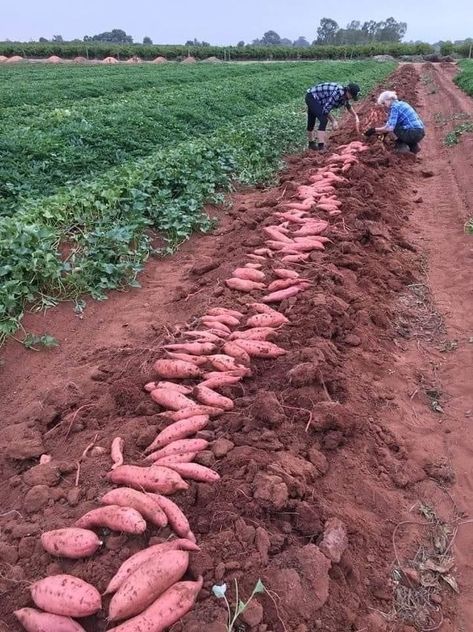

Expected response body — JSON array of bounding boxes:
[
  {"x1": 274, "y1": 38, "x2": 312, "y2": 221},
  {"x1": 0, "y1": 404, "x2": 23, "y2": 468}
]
[{"x1": 14, "y1": 141, "x2": 366, "y2": 632}]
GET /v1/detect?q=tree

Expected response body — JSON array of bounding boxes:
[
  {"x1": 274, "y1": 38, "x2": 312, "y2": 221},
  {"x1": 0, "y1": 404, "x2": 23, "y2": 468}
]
[
  {"x1": 280, "y1": 38, "x2": 292, "y2": 46},
  {"x1": 316, "y1": 18, "x2": 339, "y2": 45},
  {"x1": 261, "y1": 30, "x2": 282, "y2": 46},
  {"x1": 361, "y1": 20, "x2": 378, "y2": 41},
  {"x1": 39, "y1": 37, "x2": 49, "y2": 43},
  {"x1": 52, "y1": 34, "x2": 64, "y2": 42},
  {"x1": 293, "y1": 36, "x2": 310, "y2": 48},
  {"x1": 237, "y1": 40, "x2": 245, "y2": 47},
  {"x1": 84, "y1": 29, "x2": 133, "y2": 44},
  {"x1": 375, "y1": 17, "x2": 407, "y2": 42},
  {"x1": 143, "y1": 36, "x2": 153, "y2": 45}
]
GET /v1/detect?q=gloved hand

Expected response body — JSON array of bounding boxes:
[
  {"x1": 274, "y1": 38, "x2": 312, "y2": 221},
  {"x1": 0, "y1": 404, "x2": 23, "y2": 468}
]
[{"x1": 364, "y1": 127, "x2": 376, "y2": 137}]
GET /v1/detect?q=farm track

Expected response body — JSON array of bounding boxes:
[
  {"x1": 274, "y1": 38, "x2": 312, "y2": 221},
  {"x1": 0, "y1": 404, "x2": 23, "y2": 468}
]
[{"x1": 0, "y1": 63, "x2": 472, "y2": 631}]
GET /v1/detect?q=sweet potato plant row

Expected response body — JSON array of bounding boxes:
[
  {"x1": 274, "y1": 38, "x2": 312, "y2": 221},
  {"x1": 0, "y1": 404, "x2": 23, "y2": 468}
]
[
  {"x1": 0, "y1": 61, "x2": 395, "y2": 343},
  {"x1": 13, "y1": 140, "x2": 365, "y2": 632}
]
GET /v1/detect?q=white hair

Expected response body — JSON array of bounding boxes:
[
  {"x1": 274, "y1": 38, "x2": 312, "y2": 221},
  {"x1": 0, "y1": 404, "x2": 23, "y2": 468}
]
[{"x1": 377, "y1": 90, "x2": 398, "y2": 106}]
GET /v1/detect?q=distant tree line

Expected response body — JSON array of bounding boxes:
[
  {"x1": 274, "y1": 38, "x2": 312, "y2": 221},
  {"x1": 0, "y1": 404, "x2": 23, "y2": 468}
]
[{"x1": 33, "y1": 17, "x2": 408, "y2": 48}]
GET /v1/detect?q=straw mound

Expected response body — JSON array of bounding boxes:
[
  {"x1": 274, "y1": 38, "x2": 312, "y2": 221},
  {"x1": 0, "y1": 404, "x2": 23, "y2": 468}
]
[
  {"x1": 181, "y1": 56, "x2": 197, "y2": 64},
  {"x1": 74, "y1": 56, "x2": 88, "y2": 63},
  {"x1": 102, "y1": 56, "x2": 119, "y2": 64},
  {"x1": 126, "y1": 56, "x2": 142, "y2": 64},
  {"x1": 202, "y1": 56, "x2": 222, "y2": 63},
  {"x1": 47, "y1": 56, "x2": 62, "y2": 63},
  {"x1": 6, "y1": 56, "x2": 24, "y2": 63},
  {"x1": 153, "y1": 56, "x2": 167, "y2": 64}
]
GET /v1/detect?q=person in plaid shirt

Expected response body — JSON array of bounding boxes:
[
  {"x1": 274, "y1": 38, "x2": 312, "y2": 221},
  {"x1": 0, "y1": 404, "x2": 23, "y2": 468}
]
[
  {"x1": 305, "y1": 81, "x2": 361, "y2": 151},
  {"x1": 365, "y1": 90, "x2": 425, "y2": 154}
]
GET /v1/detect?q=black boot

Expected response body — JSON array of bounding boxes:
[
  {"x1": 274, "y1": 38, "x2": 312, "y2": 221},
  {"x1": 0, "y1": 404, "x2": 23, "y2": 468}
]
[{"x1": 308, "y1": 141, "x2": 318, "y2": 150}]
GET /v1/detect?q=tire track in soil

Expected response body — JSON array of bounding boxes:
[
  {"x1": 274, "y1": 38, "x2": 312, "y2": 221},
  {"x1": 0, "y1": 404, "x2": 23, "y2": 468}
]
[
  {"x1": 405, "y1": 63, "x2": 473, "y2": 631},
  {"x1": 0, "y1": 65, "x2": 462, "y2": 632}
]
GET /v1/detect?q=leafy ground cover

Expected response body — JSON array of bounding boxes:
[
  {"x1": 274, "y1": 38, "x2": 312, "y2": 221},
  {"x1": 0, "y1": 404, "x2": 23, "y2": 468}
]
[
  {"x1": 455, "y1": 60, "x2": 473, "y2": 96},
  {"x1": 0, "y1": 60, "x2": 395, "y2": 341}
]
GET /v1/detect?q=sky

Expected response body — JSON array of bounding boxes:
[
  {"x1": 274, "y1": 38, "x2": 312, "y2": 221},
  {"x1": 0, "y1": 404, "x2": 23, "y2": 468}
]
[{"x1": 1, "y1": 0, "x2": 470, "y2": 44}]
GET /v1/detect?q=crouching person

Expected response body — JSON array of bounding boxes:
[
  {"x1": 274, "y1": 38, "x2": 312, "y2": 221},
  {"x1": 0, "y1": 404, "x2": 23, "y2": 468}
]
[{"x1": 365, "y1": 91, "x2": 425, "y2": 154}]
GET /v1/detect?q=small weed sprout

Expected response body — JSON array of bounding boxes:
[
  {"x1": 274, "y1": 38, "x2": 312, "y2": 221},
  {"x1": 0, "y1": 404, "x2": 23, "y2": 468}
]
[{"x1": 212, "y1": 578, "x2": 265, "y2": 632}]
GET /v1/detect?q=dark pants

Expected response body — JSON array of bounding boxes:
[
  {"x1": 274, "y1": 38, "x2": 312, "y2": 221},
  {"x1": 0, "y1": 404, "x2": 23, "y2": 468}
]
[
  {"x1": 394, "y1": 127, "x2": 425, "y2": 153},
  {"x1": 306, "y1": 92, "x2": 328, "y2": 132}
]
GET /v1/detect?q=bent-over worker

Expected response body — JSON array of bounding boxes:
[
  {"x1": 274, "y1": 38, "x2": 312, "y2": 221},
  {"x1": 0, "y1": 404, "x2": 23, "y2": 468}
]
[
  {"x1": 305, "y1": 82, "x2": 361, "y2": 151},
  {"x1": 365, "y1": 91, "x2": 425, "y2": 154}
]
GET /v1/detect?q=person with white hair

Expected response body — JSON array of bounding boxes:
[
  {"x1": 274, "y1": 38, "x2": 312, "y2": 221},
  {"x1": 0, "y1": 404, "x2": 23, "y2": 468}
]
[{"x1": 364, "y1": 90, "x2": 425, "y2": 154}]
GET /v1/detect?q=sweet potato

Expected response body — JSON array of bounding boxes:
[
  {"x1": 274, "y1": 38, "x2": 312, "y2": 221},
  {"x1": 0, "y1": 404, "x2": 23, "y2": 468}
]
[
  {"x1": 265, "y1": 239, "x2": 292, "y2": 251},
  {"x1": 225, "y1": 278, "x2": 265, "y2": 292},
  {"x1": 246, "y1": 312, "x2": 288, "y2": 328},
  {"x1": 154, "y1": 359, "x2": 202, "y2": 379},
  {"x1": 285, "y1": 200, "x2": 313, "y2": 211},
  {"x1": 247, "y1": 254, "x2": 267, "y2": 262},
  {"x1": 229, "y1": 327, "x2": 277, "y2": 341},
  {"x1": 245, "y1": 263, "x2": 263, "y2": 269},
  {"x1": 164, "y1": 351, "x2": 210, "y2": 365},
  {"x1": 262, "y1": 285, "x2": 306, "y2": 302},
  {"x1": 222, "y1": 341, "x2": 251, "y2": 365},
  {"x1": 105, "y1": 540, "x2": 199, "y2": 595},
  {"x1": 267, "y1": 278, "x2": 305, "y2": 292},
  {"x1": 317, "y1": 203, "x2": 339, "y2": 212},
  {"x1": 153, "y1": 453, "x2": 198, "y2": 466},
  {"x1": 232, "y1": 267, "x2": 266, "y2": 282},
  {"x1": 100, "y1": 489, "x2": 168, "y2": 528},
  {"x1": 292, "y1": 224, "x2": 329, "y2": 237},
  {"x1": 200, "y1": 373, "x2": 242, "y2": 389},
  {"x1": 108, "y1": 550, "x2": 189, "y2": 621},
  {"x1": 145, "y1": 415, "x2": 209, "y2": 453},
  {"x1": 282, "y1": 253, "x2": 310, "y2": 262},
  {"x1": 273, "y1": 268, "x2": 299, "y2": 279},
  {"x1": 329, "y1": 209, "x2": 342, "y2": 216},
  {"x1": 248, "y1": 302, "x2": 278, "y2": 315},
  {"x1": 111, "y1": 437, "x2": 125, "y2": 470},
  {"x1": 181, "y1": 330, "x2": 221, "y2": 343},
  {"x1": 144, "y1": 382, "x2": 158, "y2": 393},
  {"x1": 157, "y1": 405, "x2": 224, "y2": 421},
  {"x1": 162, "y1": 342, "x2": 216, "y2": 355},
  {"x1": 14, "y1": 608, "x2": 86, "y2": 632},
  {"x1": 162, "y1": 462, "x2": 221, "y2": 483},
  {"x1": 150, "y1": 388, "x2": 195, "y2": 411},
  {"x1": 193, "y1": 385, "x2": 234, "y2": 411},
  {"x1": 155, "y1": 381, "x2": 192, "y2": 394},
  {"x1": 107, "y1": 577, "x2": 203, "y2": 632},
  {"x1": 281, "y1": 241, "x2": 325, "y2": 253},
  {"x1": 262, "y1": 227, "x2": 292, "y2": 243},
  {"x1": 207, "y1": 307, "x2": 243, "y2": 318},
  {"x1": 75, "y1": 506, "x2": 146, "y2": 534},
  {"x1": 208, "y1": 354, "x2": 251, "y2": 375},
  {"x1": 150, "y1": 494, "x2": 194, "y2": 539},
  {"x1": 145, "y1": 439, "x2": 209, "y2": 463},
  {"x1": 31, "y1": 575, "x2": 101, "y2": 618},
  {"x1": 202, "y1": 313, "x2": 240, "y2": 327},
  {"x1": 41, "y1": 528, "x2": 102, "y2": 560},
  {"x1": 107, "y1": 465, "x2": 189, "y2": 494},
  {"x1": 201, "y1": 318, "x2": 232, "y2": 334},
  {"x1": 232, "y1": 339, "x2": 287, "y2": 358},
  {"x1": 254, "y1": 247, "x2": 274, "y2": 256}
]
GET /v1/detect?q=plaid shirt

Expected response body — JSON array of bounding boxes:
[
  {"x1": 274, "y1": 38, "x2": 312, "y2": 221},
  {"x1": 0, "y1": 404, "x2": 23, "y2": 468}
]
[
  {"x1": 307, "y1": 82, "x2": 351, "y2": 115},
  {"x1": 386, "y1": 101, "x2": 424, "y2": 130}
]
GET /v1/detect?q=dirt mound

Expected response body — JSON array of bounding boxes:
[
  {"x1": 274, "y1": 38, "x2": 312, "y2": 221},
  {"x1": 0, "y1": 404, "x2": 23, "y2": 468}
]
[
  {"x1": 202, "y1": 56, "x2": 222, "y2": 63},
  {"x1": 6, "y1": 56, "x2": 24, "y2": 63},
  {"x1": 0, "y1": 55, "x2": 7, "y2": 62},
  {"x1": 102, "y1": 56, "x2": 119, "y2": 64},
  {"x1": 47, "y1": 55, "x2": 62, "y2": 63},
  {"x1": 153, "y1": 56, "x2": 167, "y2": 63},
  {"x1": 182, "y1": 55, "x2": 197, "y2": 64}
]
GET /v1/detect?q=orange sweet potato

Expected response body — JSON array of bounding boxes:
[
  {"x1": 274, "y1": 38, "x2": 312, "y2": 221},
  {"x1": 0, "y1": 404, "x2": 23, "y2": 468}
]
[
  {"x1": 105, "y1": 540, "x2": 199, "y2": 595},
  {"x1": 262, "y1": 285, "x2": 306, "y2": 302},
  {"x1": 145, "y1": 415, "x2": 209, "y2": 453},
  {"x1": 149, "y1": 494, "x2": 194, "y2": 540},
  {"x1": 222, "y1": 341, "x2": 251, "y2": 365},
  {"x1": 157, "y1": 405, "x2": 224, "y2": 421},
  {"x1": 145, "y1": 439, "x2": 209, "y2": 463},
  {"x1": 162, "y1": 342, "x2": 216, "y2": 355},
  {"x1": 111, "y1": 437, "x2": 125, "y2": 470},
  {"x1": 162, "y1": 462, "x2": 220, "y2": 483},
  {"x1": 108, "y1": 550, "x2": 189, "y2": 621},
  {"x1": 40, "y1": 528, "x2": 102, "y2": 559},
  {"x1": 100, "y1": 489, "x2": 168, "y2": 528},
  {"x1": 107, "y1": 465, "x2": 189, "y2": 494},
  {"x1": 246, "y1": 312, "x2": 288, "y2": 328},
  {"x1": 231, "y1": 339, "x2": 287, "y2": 358},
  {"x1": 193, "y1": 385, "x2": 234, "y2": 411},
  {"x1": 232, "y1": 267, "x2": 266, "y2": 282},
  {"x1": 206, "y1": 307, "x2": 243, "y2": 318},
  {"x1": 107, "y1": 577, "x2": 203, "y2": 632},
  {"x1": 200, "y1": 373, "x2": 242, "y2": 389},
  {"x1": 75, "y1": 506, "x2": 147, "y2": 534},
  {"x1": 229, "y1": 327, "x2": 277, "y2": 341},
  {"x1": 14, "y1": 608, "x2": 86, "y2": 632},
  {"x1": 225, "y1": 278, "x2": 265, "y2": 292},
  {"x1": 151, "y1": 388, "x2": 195, "y2": 411},
  {"x1": 208, "y1": 354, "x2": 251, "y2": 375},
  {"x1": 31, "y1": 575, "x2": 101, "y2": 617},
  {"x1": 154, "y1": 359, "x2": 202, "y2": 378}
]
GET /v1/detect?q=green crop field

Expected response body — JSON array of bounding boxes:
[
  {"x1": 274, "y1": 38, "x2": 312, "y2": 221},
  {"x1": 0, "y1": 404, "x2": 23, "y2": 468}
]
[
  {"x1": 455, "y1": 60, "x2": 473, "y2": 96},
  {"x1": 0, "y1": 60, "x2": 395, "y2": 341}
]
